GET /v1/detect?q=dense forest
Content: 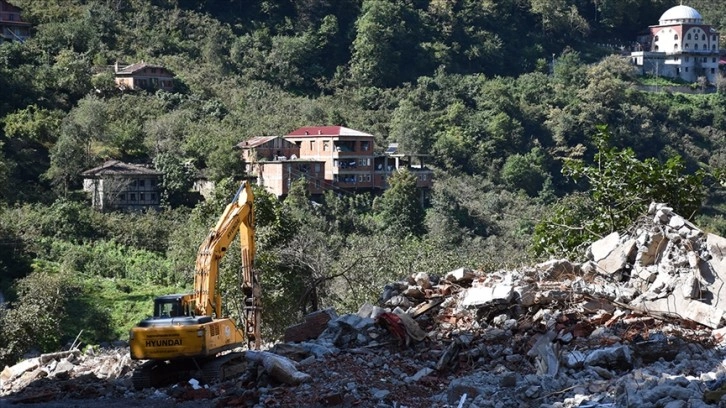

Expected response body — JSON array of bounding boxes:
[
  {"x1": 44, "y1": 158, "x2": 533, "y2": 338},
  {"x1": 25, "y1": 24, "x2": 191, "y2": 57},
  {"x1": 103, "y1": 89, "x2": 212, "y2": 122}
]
[{"x1": 1, "y1": 0, "x2": 726, "y2": 366}]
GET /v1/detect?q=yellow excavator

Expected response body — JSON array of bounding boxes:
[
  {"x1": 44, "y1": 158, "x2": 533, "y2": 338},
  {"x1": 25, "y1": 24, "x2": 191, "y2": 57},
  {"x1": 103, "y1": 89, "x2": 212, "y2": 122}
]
[{"x1": 129, "y1": 181, "x2": 262, "y2": 389}]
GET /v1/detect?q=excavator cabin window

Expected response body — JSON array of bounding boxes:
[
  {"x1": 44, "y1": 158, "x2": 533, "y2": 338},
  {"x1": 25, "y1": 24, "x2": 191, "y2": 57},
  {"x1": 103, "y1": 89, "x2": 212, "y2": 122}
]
[{"x1": 153, "y1": 296, "x2": 186, "y2": 318}]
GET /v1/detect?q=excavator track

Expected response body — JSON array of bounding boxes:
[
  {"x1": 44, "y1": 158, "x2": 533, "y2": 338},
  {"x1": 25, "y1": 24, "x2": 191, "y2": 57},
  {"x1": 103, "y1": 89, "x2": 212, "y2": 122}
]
[
  {"x1": 200, "y1": 351, "x2": 248, "y2": 384},
  {"x1": 131, "y1": 359, "x2": 199, "y2": 390},
  {"x1": 132, "y1": 353, "x2": 248, "y2": 390}
]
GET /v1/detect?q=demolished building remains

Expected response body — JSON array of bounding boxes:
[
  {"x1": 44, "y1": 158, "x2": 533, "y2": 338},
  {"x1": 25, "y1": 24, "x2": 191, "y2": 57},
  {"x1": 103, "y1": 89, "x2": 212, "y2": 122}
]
[{"x1": 5, "y1": 203, "x2": 726, "y2": 407}]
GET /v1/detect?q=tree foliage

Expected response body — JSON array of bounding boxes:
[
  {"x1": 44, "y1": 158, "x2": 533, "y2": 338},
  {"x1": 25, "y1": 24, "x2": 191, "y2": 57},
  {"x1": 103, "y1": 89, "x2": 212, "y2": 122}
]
[
  {"x1": 374, "y1": 169, "x2": 426, "y2": 238},
  {"x1": 533, "y1": 126, "x2": 708, "y2": 258}
]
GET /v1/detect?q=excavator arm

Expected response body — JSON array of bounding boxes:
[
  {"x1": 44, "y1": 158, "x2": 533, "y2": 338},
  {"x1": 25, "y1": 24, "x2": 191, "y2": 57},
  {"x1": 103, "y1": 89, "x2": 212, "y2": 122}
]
[{"x1": 191, "y1": 181, "x2": 261, "y2": 349}]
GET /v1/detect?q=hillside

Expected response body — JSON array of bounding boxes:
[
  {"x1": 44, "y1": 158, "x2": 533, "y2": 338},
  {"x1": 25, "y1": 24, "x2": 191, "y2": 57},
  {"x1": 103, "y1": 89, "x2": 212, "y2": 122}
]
[{"x1": 1, "y1": 0, "x2": 726, "y2": 372}]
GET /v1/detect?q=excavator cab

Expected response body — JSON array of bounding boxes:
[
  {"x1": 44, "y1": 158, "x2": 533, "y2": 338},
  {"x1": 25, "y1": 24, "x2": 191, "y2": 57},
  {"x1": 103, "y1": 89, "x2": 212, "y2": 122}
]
[{"x1": 153, "y1": 295, "x2": 188, "y2": 318}]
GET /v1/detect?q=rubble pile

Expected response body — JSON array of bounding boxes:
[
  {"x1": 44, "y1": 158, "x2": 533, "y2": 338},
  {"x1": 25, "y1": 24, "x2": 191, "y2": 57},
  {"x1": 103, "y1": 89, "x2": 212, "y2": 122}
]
[{"x1": 6, "y1": 203, "x2": 726, "y2": 407}]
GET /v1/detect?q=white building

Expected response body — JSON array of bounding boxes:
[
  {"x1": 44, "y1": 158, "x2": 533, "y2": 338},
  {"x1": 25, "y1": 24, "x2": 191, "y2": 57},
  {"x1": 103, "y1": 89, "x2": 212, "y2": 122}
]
[{"x1": 630, "y1": 5, "x2": 720, "y2": 84}]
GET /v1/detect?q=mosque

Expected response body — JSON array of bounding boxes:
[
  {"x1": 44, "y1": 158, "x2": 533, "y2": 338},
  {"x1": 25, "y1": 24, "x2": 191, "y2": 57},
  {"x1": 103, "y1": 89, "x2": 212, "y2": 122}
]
[{"x1": 630, "y1": 5, "x2": 722, "y2": 84}]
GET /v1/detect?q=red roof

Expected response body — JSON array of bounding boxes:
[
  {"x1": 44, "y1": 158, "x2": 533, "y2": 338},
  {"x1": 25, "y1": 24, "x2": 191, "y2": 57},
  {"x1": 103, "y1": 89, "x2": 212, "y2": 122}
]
[{"x1": 286, "y1": 126, "x2": 373, "y2": 138}]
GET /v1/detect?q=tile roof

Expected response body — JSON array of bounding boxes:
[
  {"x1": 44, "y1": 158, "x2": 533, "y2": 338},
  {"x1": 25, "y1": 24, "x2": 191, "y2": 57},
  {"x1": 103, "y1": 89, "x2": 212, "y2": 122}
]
[
  {"x1": 81, "y1": 160, "x2": 163, "y2": 177},
  {"x1": 286, "y1": 126, "x2": 373, "y2": 138},
  {"x1": 115, "y1": 62, "x2": 172, "y2": 75}
]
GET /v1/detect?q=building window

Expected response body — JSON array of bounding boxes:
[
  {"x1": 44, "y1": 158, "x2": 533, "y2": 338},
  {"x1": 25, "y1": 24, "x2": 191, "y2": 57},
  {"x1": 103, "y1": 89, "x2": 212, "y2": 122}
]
[
  {"x1": 695, "y1": 44, "x2": 699, "y2": 50},
  {"x1": 309, "y1": 141, "x2": 314, "y2": 150},
  {"x1": 323, "y1": 141, "x2": 329, "y2": 151},
  {"x1": 654, "y1": 45, "x2": 659, "y2": 51},
  {"x1": 714, "y1": 58, "x2": 717, "y2": 63},
  {"x1": 687, "y1": 33, "x2": 691, "y2": 40},
  {"x1": 361, "y1": 141, "x2": 370, "y2": 151},
  {"x1": 654, "y1": 35, "x2": 659, "y2": 41},
  {"x1": 684, "y1": 43, "x2": 689, "y2": 49},
  {"x1": 130, "y1": 193, "x2": 137, "y2": 201},
  {"x1": 140, "y1": 193, "x2": 145, "y2": 201},
  {"x1": 120, "y1": 193, "x2": 126, "y2": 201},
  {"x1": 139, "y1": 179, "x2": 145, "y2": 188},
  {"x1": 674, "y1": 34, "x2": 678, "y2": 40},
  {"x1": 702, "y1": 34, "x2": 706, "y2": 41},
  {"x1": 151, "y1": 193, "x2": 156, "y2": 201},
  {"x1": 713, "y1": 45, "x2": 717, "y2": 51},
  {"x1": 315, "y1": 163, "x2": 321, "y2": 172},
  {"x1": 685, "y1": 67, "x2": 689, "y2": 72},
  {"x1": 685, "y1": 57, "x2": 689, "y2": 62},
  {"x1": 675, "y1": 44, "x2": 678, "y2": 50}
]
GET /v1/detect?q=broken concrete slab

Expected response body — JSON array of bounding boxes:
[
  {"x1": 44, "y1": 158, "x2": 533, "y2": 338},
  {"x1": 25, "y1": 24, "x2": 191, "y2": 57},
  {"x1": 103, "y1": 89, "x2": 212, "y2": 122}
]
[
  {"x1": 445, "y1": 267, "x2": 475, "y2": 283},
  {"x1": 460, "y1": 284, "x2": 514, "y2": 308},
  {"x1": 585, "y1": 345, "x2": 632, "y2": 370},
  {"x1": 633, "y1": 294, "x2": 724, "y2": 329},
  {"x1": 635, "y1": 232, "x2": 665, "y2": 267},
  {"x1": 0, "y1": 357, "x2": 39, "y2": 383},
  {"x1": 595, "y1": 238, "x2": 636, "y2": 276},
  {"x1": 588, "y1": 232, "x2": 621, "y2": 263}
]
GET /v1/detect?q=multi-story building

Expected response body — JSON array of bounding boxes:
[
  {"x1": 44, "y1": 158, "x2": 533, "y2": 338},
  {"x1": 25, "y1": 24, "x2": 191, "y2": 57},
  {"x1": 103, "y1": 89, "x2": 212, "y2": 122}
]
[
  {"x1": 237, "y1": 126, "x2": 433, "y2": 198},
  {"x1": 82, "y1": 160, "x2": 163, "y2": 212},
  {"x1": 236, "y1": 136, "x2": 300, "y2": 175},
  {"x1": 285, "y1": 126, "x2": 377, "y2": 190},
  {"x1": 236, "y1": 135, "x2": 325, "y2": 197},
  {"x1": 0, "y1": 0, "x2": 30, "y2": 43},
  {"x1": 630, "y1": 5, "x2": 721, "y2": 84}
]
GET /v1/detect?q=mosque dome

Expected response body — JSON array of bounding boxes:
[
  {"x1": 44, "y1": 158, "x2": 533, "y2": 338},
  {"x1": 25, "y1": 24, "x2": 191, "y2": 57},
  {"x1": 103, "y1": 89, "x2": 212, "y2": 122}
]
[{"x1": 659, "y1": 5, "x2": 703, "y2": 25}]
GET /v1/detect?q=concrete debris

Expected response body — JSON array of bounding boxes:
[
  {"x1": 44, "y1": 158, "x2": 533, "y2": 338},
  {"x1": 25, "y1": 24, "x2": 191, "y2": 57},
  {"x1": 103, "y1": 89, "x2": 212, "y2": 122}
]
[
  {"x1": 245, "y1": 351, "x2": 311, "y2": 385},
  {"x1": 283, "y1": 308, "x2": 338, "y2": 343},
  {"x1": 8, "y1": 202, "x2": 726, "y2": 407}
]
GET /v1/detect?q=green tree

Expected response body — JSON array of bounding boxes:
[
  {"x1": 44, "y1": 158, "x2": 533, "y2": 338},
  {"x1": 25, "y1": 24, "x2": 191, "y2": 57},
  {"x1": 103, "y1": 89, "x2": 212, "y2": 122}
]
[
  {"x1": 350, "y1": 0, "x2": 430, "y2": 87},
  {"x1": 374, "y1": 168, "x2": 426, "y2": 237},
  {"x1": 0, "y1": 269, "x2": 78, "y2": 366},
  {"x1": 533, "y1": 126, "x2": 708, "y2": 258},
  {"x1": 501, "y1": 147, "x2": 550, "y2": 197},
  {"x1": 46, "y1": 96, "x2": 109, "y2": 193},
  {"x1": 2, "y1": 105, "x2": 63, "y2": 147},
  {"x1": 153, "y1": 152, "x2": 196, "y2": 208}
]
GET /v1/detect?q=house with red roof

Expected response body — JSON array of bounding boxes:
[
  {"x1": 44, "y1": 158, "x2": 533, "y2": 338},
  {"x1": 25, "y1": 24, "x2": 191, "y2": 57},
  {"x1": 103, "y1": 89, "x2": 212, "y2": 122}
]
[
  {"x1": 237, "y1": 126, "x2": 433, "y2": 198},
  {"x1": 285, "y1": 126, "x2": 377, "y2": 190}
]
